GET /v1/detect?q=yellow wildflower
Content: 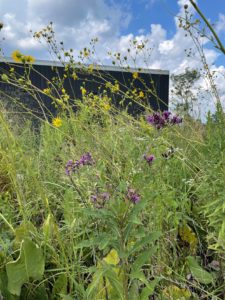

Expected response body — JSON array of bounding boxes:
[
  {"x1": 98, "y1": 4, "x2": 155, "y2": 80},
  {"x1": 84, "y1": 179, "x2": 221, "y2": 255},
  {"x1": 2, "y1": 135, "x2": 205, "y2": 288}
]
[
  {"x1": 61, "y1": 88, "x2": 66, "y2": 94},
  {"x1": 72, "y1": 72, "x2": 78, "y2": 80},
  {"x1": 132, "y1": 88, "x2": 137, "y2": 95},
  {"x1": 132, "y1": 72, "x2": 138, "y2": 79},
  {"x1": 88, "y1": 64, "x2": 94, "y2": 73},
  {"x1": 1, "y1": 74, "x2": 9, "y2": 82},
  {"x1": 139, "y1": 91, "x2": 144, "y2": 98},
  {"x1": 52, "y1": 117, "x2": 62, "y2": 128},
  {"x1": 43, "y1": 88, "x2": 51, "y2": 95},
  {"x1": 11, "y1": 50, "x2": 23, "y2": 63},
  {"x1": 81, "y1": 87, "x2": 87, "y2": 96},
  {"x1": 137, "y1": 44, "x2": 144, "y2": 50},
  {"x1": 83, "y1": 49, "x2": 90, "y2": 57},
  {"x1": 113, "y1": 83, "x2": 120, "y2": 92},
  {"x1": 105, "y1": 82, "x2": 111, "y2": 89},
  {"x1": 25, "y1": 55, "x2": 35, "y2": 64},
  {"x1": 102, "y1": 103, "x2": 111, "y2": 111},
  {"x1": 62, "y1": 94, "x2": 69, "y2": 101}
]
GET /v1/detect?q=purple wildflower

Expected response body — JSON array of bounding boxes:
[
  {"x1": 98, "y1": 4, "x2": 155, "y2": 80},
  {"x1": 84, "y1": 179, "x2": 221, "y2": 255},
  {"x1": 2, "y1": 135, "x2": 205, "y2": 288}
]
[
  {"x1": 127, "y1": 188, "x2": 141, "y2": 204},
  {"x1": 65, "y1": 160, "x2": 75, "y2": 176},
  {"x1": 162, "y1": 110, "x2": 171, "y2": 120},
  {"x1": 91, "y1": 195, "x2": 98, "y2": 202},
  {"x1": 170, "y1": 115, "x2": 183, "y2": 125},
  {"x1": 65, "y1": 152, "x2": 94, "y2": 176},
  {"x1": 79, "y1": 152, "x2": 94, "y2": 166},
  {"x1": 146, "y1": 115, "x2": 154, "y2": 124},
  {"x1": 91, "y1": 192, "x2": 110, "y2": 208},
  {"x1": 143, "y1": 154, "x2": 155, "y2": 166},
  {"x1": 100, "y1": 192, "x2": 110, "y2": 201},
  {"x1": 146, "y1": 111, "x2": 182, "y2": 129},
  {"x1": 146, "y1": 112, "x2": 165, "y2": 129}
]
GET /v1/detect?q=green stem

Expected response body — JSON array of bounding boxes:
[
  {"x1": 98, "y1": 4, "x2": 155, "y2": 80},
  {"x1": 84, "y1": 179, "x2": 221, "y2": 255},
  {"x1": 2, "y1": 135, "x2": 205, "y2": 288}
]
[
  {"x1": 0, "y1": 213, "x2": 15, "y2": 233},
  {"x1": 189, "y1": 0, "x2": 225, "y2": 55}
]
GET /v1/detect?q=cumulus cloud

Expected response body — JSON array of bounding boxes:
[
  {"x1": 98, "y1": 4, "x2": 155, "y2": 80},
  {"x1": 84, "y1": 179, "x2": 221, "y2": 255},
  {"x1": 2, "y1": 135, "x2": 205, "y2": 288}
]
[{"x1": 216, "y1": 13, "x2": 225, "y2": 39}]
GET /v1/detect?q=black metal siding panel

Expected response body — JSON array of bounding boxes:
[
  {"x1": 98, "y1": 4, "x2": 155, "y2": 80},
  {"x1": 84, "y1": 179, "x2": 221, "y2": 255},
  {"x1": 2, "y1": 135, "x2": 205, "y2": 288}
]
[{"x1": 0, "y1": 62, "x2": 169, "y2": 117}]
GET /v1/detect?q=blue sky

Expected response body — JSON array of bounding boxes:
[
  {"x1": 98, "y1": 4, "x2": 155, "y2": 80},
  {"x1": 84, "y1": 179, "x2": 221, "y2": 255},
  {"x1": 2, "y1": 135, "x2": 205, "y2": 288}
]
[
  {"x1": 118, "y1": 0, "x2": 224, "y2": 33},
  {"x1": 122, "y1": 0, "x2": 224, "y2": 37},
  {"x1": 0, "y1": 0, "x2": 224, "y2": 68},
  {"x1": 120, "y1": 0, "x2": 225, "y2": 65}
]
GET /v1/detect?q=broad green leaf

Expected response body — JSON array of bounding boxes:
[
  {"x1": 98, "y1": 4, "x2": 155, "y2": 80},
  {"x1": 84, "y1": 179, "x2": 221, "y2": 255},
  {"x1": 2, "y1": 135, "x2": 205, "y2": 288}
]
[
  {"x1": 52, "y1": 274, "x2": 67, "y2": 297},
  {"x1": 6, "y1": 238, "x2": 45, "y2": 296},
  {"x1": 128, "y1": 280, "x2": 140, "y2": 300},
  {"x1": 0, "y1": 271, "x2": 19, "y2": 300},
  {"x1": 186, "y1": 256, "x2": 214, "y2": 284},
  {"x1": 129, "y1": 271, "x2": 160, "y2": 300},
  {"x1": 87, "y1": 262, "x2": 123, "y2": 300},
  {"x1": 129, "y1": 231, "x2": 161, "y2": 255},
  {"x1": 13, "y1": 222, "x2": 37, "y2": 249},
  {"x1": 140, "y1": 278, "x2": 161, "y2": 300},
  {"x1": 130, "y1": 270, "x2": 150, "y2": 287},
  {"x1": 128, "y1": 198, "x2": 148, "y2": 220},
  {"x1": 75, "y1": 233, "x2": 115, "y2": 250},
  {"x1": 131, "y1": 248, "x2": 156, "y2": 274},
  {"x1": 86, "y1": 266, "x2": 107, "y2": 298}
]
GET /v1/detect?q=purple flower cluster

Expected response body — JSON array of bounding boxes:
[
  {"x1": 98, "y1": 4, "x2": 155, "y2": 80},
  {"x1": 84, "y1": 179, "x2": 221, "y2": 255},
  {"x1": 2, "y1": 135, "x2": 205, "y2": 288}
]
[
  {"x1": 143, "y1": 154, "x2": 155, "y2": 166},
  {"x1": 146, "y1": 111, "x2": 182, "y2": 129},
  {"x1": 91, "y1": 192, "x2": 110, "y2": 208},
  {"x1": 65, "y1": 152, "x2": 94, "y2": 175},
  {"x1": 127, "y1": 188, "x2": 141, "y2": 204}
]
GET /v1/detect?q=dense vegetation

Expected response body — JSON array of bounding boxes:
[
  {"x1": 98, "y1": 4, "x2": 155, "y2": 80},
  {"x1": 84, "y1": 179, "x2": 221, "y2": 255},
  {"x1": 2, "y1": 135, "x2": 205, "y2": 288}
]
[
  {"x1": 0, "y1": 1, "x2": 225, "y2": 299},
  {"x1": 0, "y1": 94, "x2": 224, "y2": 299}
]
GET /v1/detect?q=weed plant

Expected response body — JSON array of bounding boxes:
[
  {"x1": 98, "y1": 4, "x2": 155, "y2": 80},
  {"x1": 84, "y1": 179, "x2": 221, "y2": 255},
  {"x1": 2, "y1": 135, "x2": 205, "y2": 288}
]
[{"x1": 0, "y1": 2, "x2": 225, "y2": 299}]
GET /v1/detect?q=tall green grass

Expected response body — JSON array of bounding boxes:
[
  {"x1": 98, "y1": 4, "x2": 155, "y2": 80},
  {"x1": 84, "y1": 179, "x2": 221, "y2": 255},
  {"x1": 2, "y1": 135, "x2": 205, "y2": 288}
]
[{"x1": 0, "y1": 98, "x2": 224, "y2": 299}]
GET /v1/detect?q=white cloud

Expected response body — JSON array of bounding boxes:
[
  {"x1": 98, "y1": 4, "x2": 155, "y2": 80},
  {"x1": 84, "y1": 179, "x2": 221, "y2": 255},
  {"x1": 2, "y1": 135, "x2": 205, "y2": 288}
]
[{"x1": 216, "y1": 13, "x2": 225, "y2": 34}]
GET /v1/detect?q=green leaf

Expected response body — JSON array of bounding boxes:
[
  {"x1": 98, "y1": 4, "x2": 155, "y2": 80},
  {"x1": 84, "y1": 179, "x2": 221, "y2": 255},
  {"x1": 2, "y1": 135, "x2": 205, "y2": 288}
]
[
  {"x1": 13, "y1": 222, "x2": 37, "y2": 249},
  {"x1": 87, "y1": 264, "x2": 123, "y2": 300},
  {"x1": 59, "y1": 295, "x2": 74, "y2": 300},
  {"x1": 129, "y1": 198, "x2": 148, "y2": 219},
  {"x1": 129, "y1": 231, "x2": 161, "y2": 255},
  {"x1": 6, "y1": 238, "x2": 45, "y2": 296},
  {"x1": 104, "y1": 267, "x2": 124, "y2": 299},
  {"x1": 140, "y1": 278, "x2": 161, "y2": 300},
  {"x1": 186, "y1": 256, "x2": 214, "y2": 284},
  {"x1": 128, "y1": 280, "x2": 140, "y2": 300},
  {"x1": 131, "y1": 248, "x2": 157, "y2": 274},
  {"x1": 75, "y1": 234, "x2": 115, "y2": 250},
  {"x1": 52, "y1": 274, "x2": 67, "y2": 297},
  {"x1": 21, "y1": 284, "x2": 48, "y2": 300},
  {"x1": 0, "y1": 271, "x2": 19, "y2": 300}
]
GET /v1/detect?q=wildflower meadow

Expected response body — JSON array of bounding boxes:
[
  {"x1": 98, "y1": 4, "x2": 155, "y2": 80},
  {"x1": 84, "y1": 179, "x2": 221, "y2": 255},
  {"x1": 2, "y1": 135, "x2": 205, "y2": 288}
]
[{"x1": 0, "y1": 1, "x2": 225, "y2": 299}]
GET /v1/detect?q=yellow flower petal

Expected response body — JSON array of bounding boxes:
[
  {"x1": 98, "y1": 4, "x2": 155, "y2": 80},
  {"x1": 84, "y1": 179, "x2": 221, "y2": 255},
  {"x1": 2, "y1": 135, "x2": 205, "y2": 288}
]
[{"x1": 52, "y1": 117, "x2": 62, "y2": 128}]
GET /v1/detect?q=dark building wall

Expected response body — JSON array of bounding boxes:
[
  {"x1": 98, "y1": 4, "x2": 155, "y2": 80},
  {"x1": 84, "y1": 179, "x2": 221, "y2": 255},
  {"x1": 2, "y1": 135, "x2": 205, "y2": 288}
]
[{"x1": 0, "y1": 61, "x2": 169, "y2": 117}]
